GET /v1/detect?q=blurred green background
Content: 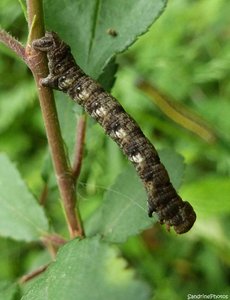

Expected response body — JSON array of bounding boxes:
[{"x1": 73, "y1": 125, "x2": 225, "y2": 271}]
[{"x1": 0, "y1": 0, "x2": 230, "y2": 299}]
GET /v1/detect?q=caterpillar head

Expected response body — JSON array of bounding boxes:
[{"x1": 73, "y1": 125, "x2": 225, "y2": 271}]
[{"x1": 32, "y1": 31, "x2": 63, "y2": 52}]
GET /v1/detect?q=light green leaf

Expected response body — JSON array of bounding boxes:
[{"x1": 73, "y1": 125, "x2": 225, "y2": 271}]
[
  {"x1": 85, "y1": 166, "x2": 153, "y2": 243},
  {"x1": 159, "y1": 148, "x2": 185, "y2": 190},
  {"x1": 181, "y1": 177, "x2": 230, "y2": 218},
  {"x1": 85, "y1": 150, "x2": 185, "y2": 242},
  {"x1": 55, "y1": 93, "x2": 77, "y2": 160},
  {"x1": 44, "y1": 0, "x2": 167, "y2": 78},
  {"x1": 0, "y1": 281, "x2": 20, "y2": 300},
  {"x1": 22, "y1": 237, "x2": 151, "y2": 300},
  {"x1": 0, "y1": 80, "x2": 36, "y2": 133},
  {"x1": 0, "y1": 154, "x2": 49, "y2": 241},
  {"x1": 0, "y1": 0, "x2": 22, "y2": 29},
  {"x1": 17, "y1": 0, "x2": 27, "y2": 21}
]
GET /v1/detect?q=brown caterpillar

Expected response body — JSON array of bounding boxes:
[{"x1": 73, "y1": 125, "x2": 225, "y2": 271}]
[{"x1": 33, "y1": 32, "x2": 196, "y2": 234}]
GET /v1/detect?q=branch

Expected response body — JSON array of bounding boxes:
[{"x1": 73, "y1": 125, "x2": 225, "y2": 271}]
[
  {"x1": 26, "y1": 0, "x2": 84, "y2": 238},
  {"x1": 19, "y1": 264, "x2": 49, "y2": 284},
  {"x1": 0, "y1": 1, "x2": 84, "y2": 238},
  {"x1": 0, "y1": 29, "x2": 26, "y2": 62},
  {"x1": 72, "y1": 114, "x2": 87, "y2": 182},
  {"x1": 41, "y1": 234, "x2": 67, "y2": 259},
  {"x1": 39, "y1": 182, "x2": 48, "y2": 206},
  {"x1": 42, "y1": 234, "x2": 67, "y2": 246}
]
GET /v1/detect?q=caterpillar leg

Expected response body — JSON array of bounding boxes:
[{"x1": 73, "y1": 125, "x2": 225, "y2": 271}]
[{"x1": 39, "y1": 75, "x2": 59, "y2": 88}]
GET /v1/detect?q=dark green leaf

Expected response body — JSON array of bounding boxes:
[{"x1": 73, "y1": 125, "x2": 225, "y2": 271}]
[
  {"x1": 98, "y1": 57, "x2": 118, "y2": 91},
  {"x1": 22, "y1": 237, "x2": 151, "y2": 300},
  {"x1": 44, "y1": 0, "x2": 167, "y2": 78}
]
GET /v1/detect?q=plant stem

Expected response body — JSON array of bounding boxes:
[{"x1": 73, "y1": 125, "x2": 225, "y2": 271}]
[
  {"x1": 72, "y1": 114, "x2": 87, "y2": 182},
  {"x1": 39, "y1": 182, "x2": 48, "y2": 206},
  {"x1": 136, "y1": 79, "x2": 217, "y2": 143},
  {"x1": 19, "y1": 264, "x2": 49, "y2": 283},
  {"x1": 42, "y1": 234, "x2": 67, "y2": 246},
  {"x1": 0, "y1": 29, "x2": 26, "y2": 62},
  {"x1": 26, "y1": 0, "x2": 84, "y2": 238}
]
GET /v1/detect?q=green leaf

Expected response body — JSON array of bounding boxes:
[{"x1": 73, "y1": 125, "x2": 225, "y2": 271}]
[
  {"x1": 98, "y1": 57, "x2": 118, "y2": 91},
  {"x1": 0, "y1": 0, "x2": 22, "y2": 29},
  {"x1": 44, "y1": 0, "x2": 167, "y2": 78},
  {"x1": 22, "y1": 237, "x2": 151, "y2": 300},
  {"x1": 0, "y1": 80, "x2": 36, "y2": 133},
  {"x1": 17, "y1": 0, "x2": 27, "y2": 21},
  {"x1": 85, "y1": 150, "x2": 185, "y2": 243},
  {"x1": 0, "y1": 281, "x2": 20, "y2": 300},
  {"x1": 180, "y1": 177, "x2": 230, "y2": 218},
  {"x1": 0, "y1": 154, "x2": 49, "y2": 241},
  {"x1": 85, "y1": 166, "x2": 153, "y2": 243},
  {"x1": 55, "y1": 93, "x2": 77, "y2": 160},
  {"x1": 159, "y1": 148, "x2": 185, "y2": 190}
]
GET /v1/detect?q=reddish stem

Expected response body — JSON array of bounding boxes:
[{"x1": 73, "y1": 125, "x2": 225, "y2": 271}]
[
  {"x1": 25, "y1": 0, "x2": 84, "y2": 238},
  {"x1": 72, "y1": 114, "x2": 87, "y2": 182},
  {"x1": 0, "y1": 29, "x2": 26, "y2": 62},
  {"x1": 39, "y1": 183, "x2": 48, "y2": 206},
  {"x1": 19, "y1": 264, "x2": 49, "y2": 283},
  {"x1": 42, "y1": 234, "x2": 67, "y2": 246},
  {"x1": 0, "y1": 1, "x2": 85, "y2": 239}
]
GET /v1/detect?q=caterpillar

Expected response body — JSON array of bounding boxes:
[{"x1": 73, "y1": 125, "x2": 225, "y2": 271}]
[{"x1": 33, "y1": 32, "x2": 196, "y2": 234}]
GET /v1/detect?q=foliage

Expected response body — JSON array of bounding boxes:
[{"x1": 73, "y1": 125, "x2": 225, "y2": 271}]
[
  {"x1": 0, "y1": 154, "x2": 49, "y2": 241},
  {"x1": 22, "y1": 237, "x2": 151, "y2": 300},
  {"x1": 0, "y1": 0, "x2": 230, "y2": 299}
]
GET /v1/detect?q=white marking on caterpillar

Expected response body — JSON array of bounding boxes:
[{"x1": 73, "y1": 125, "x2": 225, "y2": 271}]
[
  {"x1": 130, "y1": 153, "x2": 144, "y2": 163},
  {"x1": 78, "y1": 89, "x2": 90, "y2": 101},
  {"x1": 65, "y1": 78, "x2": 74, "y2": 85},
  {"x1": 115, "y1": 128, "x2": 127, "y2": 138},
  {"x1": 93, "y1": 106, "x2": 107, "y2": 117},
  {"x1": 59, "y1": 77, "x2": 75, "y2": 89}
]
